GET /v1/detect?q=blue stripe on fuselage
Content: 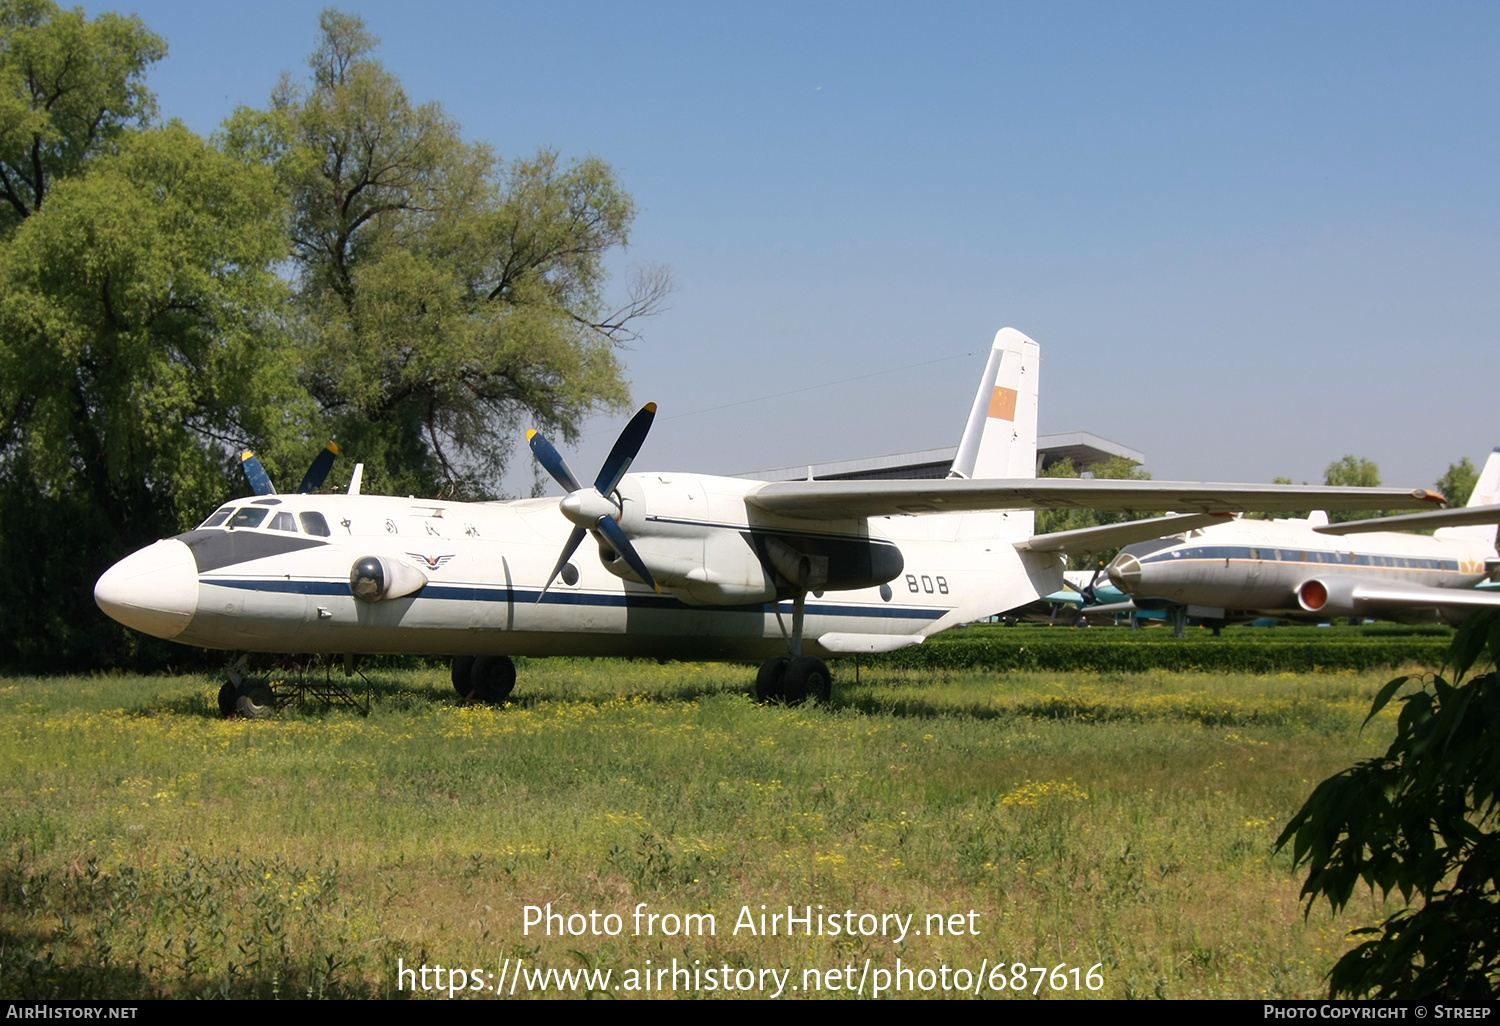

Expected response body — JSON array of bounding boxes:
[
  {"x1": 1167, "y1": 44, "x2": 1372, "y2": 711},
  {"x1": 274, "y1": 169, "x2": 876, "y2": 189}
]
[{"x1": 202, "y1": 578, "x2": 946, "y2": 620}]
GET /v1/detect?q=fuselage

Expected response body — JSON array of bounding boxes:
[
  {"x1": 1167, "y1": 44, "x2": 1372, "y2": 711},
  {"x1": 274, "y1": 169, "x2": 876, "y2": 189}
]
[
  {"x1": 94, "y1": 474, "x2": 1058, "y2": 660},
  {"x1": 1107, "y1": 516, "x2": 1495, "y2": 622}
]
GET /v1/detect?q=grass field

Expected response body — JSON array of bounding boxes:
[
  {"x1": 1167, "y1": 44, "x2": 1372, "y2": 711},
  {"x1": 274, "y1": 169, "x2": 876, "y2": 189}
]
[{"x1": 0, "y1": 651, "x2": 1432, "y2": 1000}]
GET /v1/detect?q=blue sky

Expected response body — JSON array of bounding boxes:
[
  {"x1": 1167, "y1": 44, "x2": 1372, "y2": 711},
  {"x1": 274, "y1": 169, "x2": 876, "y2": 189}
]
[{"x1": 96, "y1": 2, "x2": 1500, "y2": 494}]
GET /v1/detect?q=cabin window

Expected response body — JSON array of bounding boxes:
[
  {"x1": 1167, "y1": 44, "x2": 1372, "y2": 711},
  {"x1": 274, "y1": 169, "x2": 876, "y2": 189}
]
[
  {"x1": 200, "y1": 508, "x2": 234, "y2": 528},
  {"x1": 227, "y1": 507, "x2": 269, "y2": 529},
  {"x1": 300, "y1": 512, "x2": 332, "y2": 537},
  {"x1": 269, "y1": 511, "x2": 298, "y2": 532}
]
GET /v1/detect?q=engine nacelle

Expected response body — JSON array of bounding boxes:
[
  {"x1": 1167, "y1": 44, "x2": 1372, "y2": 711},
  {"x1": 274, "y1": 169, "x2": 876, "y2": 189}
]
[
  {"x1": 1296, "y1": 578, "x2": 1359, "y2": 617},
  {"x1": 349, "y1": 555, "x2": 428, "y2": 602}
]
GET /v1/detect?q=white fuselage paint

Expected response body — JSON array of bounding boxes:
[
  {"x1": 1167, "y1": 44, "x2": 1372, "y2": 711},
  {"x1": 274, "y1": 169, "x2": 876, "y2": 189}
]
[
  {"x1": 155, "y1": 475, "x2": 1057, "y2": 660},
  {"x1": 1110, "y1": 516, "x2": 1495, "y2": 622}
]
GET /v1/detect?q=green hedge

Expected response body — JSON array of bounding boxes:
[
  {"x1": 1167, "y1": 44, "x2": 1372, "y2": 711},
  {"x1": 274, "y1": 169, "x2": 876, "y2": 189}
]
[{"x1": 869, "y1": 625, "x2": 1452, "y2": 674}]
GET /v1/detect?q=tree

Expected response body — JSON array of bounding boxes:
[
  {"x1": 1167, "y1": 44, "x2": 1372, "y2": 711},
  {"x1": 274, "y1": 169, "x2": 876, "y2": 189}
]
[
  {"x1": 1325, "y1": 455, "x2": 1382, "y2": 523},
  {"x1": 1276, "y1": 609, "x2": 1500, "y2": 998},
  {"x1": 1437, "y1": 458, "x2": 1479, "y2": 508},
  {"x1": 0, "y1": 0, "x2": 165, "y2": 235},
  {"x1": 0, "y1": 124, "x2": 304, "y2": 667},
  {"x1": 225, "y1": 10, "x2": 667, "y2": 498},
  {"x1": 1036, "y1": 456, "x2": 1152, "y2": 572}
]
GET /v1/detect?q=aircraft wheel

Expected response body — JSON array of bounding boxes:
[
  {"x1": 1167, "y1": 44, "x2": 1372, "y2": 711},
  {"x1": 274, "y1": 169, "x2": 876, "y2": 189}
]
[
  {"x1": 217, "y1": 682, "x2": 239, "y2": 718},
  {"x1": 451, "y1": 655, "x2": 476, "y2": 698},
  {"x1": 783, "y1": 656, "x2": 831, "y2": 707},
  {"x1": 755, "y1": 657, "x2": 789, "y2": 703},
  {"x1": 471, "y1": 655, "x2": 516, "y2": 704},
  {"x1": 235, "y1": 683, "x2": 275, "y2": 720}
]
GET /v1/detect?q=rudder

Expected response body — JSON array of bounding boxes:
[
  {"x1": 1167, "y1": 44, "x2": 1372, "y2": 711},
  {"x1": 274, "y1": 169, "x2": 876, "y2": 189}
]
[{"x1": 948, "y1": 327, "x2": 1040, "y2": 481}]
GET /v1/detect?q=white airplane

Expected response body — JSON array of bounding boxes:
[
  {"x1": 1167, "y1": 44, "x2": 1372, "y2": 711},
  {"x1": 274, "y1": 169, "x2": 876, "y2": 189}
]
[
  {"x1": 1105, "y1": 450, "x2": 1500, "y2": 633},
  {"x1": 93, "y1": 328, "x2": 1444, "y2": 712}
]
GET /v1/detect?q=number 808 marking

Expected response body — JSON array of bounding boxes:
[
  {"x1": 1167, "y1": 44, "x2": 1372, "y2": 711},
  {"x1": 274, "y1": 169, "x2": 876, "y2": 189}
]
[{"x1": 905, "y1": 574, "x2": 949, "y2": 594}]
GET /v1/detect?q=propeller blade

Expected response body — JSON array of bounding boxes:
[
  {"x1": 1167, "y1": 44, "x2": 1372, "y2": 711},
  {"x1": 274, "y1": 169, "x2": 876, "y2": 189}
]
[
  {"x1": 296, "y1": 442, "x2": 339, "y2": 493},
  {"x1": 596, "y1": 515, "x2": 659, "y2": 593},
  {"x1": 538, "y1": 526, "x2": 588, "y2": 602},
  {"x1": 240, "y1": 451, "x2": 276, "y2": 495},
  {"x1": 594, "y1": 403, "x2": 657, "y2": 495},
  {"x1": 1085, "y1": 565, "x2": 1104, "y2": 603},
  {"x1": 527, "y1": 429, "x2": 584, "y2": 494}
]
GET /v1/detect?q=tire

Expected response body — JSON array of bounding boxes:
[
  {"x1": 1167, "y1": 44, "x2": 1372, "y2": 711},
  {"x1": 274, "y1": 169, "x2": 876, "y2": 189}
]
[
  {"x1": 235, "y1": 684, "x2": 275, "y2": 720},
  {"x1": 217, "y1": 682, "x2": 238, "y2": 718},
  {"x1": 783, "y1": 656, "x2": 831, "y2": 707},
  {"x1": 471, "y1": 655, "x2": 516, "y2": 704},
  {"x1": 755, "y1": 657, "x2": 789, "y2": 703},
  {"x1": 451, "y1": 655, "x2": 476, "y2": 697}
]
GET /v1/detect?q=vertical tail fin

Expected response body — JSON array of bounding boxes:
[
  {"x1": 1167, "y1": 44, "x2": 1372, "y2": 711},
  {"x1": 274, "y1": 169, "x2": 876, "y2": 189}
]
[
  {"x1": 1467, "y1": 448, "x2": 1500, "y2": 508},
  {"x1": 948, "y1": 327, "x2": 1040, "y2": 481},
  {"x1": 1435, "y1": 448, "x2": 1500, "y2": 546}
]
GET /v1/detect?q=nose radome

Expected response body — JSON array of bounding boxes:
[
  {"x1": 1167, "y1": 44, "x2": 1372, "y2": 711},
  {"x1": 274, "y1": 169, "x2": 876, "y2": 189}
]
[
  {"x1": 94, "y1": 539, "x2": 199, "y2": 639},
  {"x1": 1106, "y1": 553, "x2": 1141, "y2": 592}
]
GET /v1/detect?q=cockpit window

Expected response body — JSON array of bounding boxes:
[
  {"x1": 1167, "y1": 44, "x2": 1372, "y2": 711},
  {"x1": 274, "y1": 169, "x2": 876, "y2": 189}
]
[
  {"x1": 269, "y1": 511, "x2": 298, "y2": 532},
  {"x1": 299, "y1": 512, "x2": 332, "y2": 537},
  {"x1": 200, "y1": 507, "x2": 234, "y2": 528},
  {"x1": 227, "y1": 507, "x2": 270, "y2": 529}
]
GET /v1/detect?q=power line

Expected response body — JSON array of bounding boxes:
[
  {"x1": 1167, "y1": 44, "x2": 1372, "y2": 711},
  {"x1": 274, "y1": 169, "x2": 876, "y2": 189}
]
[{"x1": 663, "y1": 351, "x2": 973, "y2": 421}]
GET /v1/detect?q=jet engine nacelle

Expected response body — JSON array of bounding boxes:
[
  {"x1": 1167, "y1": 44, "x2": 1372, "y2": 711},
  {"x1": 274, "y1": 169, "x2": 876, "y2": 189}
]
[
  {"x1": 1296, "y1": 578, "x2": 1359, "y2": 617},
  {"x1": 349, "y1": 555, "x2": 429, "y2": 602}
]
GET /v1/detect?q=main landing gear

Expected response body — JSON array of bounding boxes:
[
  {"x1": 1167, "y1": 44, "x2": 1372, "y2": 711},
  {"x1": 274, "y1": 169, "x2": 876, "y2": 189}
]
[
  {"x1": 755, "y1": 654, "x2": 832, "y2": 705},
  {"x1": 452, "y1": 655, "x2": 516, "y2": 704},
  {"x1": 755, "y1": 547, "x2": 833, "y2": 706}
]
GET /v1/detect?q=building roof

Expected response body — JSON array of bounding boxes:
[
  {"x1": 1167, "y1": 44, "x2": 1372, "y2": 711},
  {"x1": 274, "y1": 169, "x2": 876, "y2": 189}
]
[{"x1": 736, "y1": 432, "x2": 1145, "y2": 482}]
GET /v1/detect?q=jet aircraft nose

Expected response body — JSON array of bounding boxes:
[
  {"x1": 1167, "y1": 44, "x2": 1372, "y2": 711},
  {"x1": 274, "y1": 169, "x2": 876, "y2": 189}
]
[
  {"x1": 94, "y1": 539, "x2": 199, "y2": 639},
  {"x1": 1106, "y1": 553, "x2": 1141, "y2": 593}
]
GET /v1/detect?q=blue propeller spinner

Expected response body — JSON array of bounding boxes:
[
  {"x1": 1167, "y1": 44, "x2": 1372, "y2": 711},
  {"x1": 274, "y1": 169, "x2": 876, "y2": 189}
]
[{"x1": 528, "y1": 403, "x2": 659, "y2": 599}]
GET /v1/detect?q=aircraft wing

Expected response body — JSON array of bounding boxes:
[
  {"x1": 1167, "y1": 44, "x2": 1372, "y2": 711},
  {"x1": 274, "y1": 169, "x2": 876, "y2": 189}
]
[
  {"x1": 745, "y1": 479, "x2": 1444, "y2": 521},
  {"x1": 1314, "y1": 502, "x2": 1500, "y2": 536},
  {"x1": 1015, "y1": 512, "x2": 1235, "y2": 555}
]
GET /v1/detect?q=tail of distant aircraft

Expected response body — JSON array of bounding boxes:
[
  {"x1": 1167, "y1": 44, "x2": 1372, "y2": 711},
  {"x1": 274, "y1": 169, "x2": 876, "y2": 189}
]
[
  {"x1": 948, "y1": 327, "x2": 1040, "y2": 481},
  {"x1": 1436, "y1": 447, "x2": 1500, "y2": 546}
]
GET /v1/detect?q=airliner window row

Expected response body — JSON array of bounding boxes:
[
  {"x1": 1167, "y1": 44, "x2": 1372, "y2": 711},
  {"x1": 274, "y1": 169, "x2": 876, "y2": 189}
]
[
  {"x1": 1141, "y1": 546, "x2": 1459, "y2": 572},
  {"x1": 199, "y1": 506, "x2": 332, "y2": 537}
]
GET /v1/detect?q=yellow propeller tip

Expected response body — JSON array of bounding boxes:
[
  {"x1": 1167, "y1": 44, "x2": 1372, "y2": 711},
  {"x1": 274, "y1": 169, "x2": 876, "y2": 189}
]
[
  {"x1": 526, "y1": 429, "x2": 538, "y2": 440},
  {"x1": 327, "y1": 442, "x2": 339, "y2": 454},
  {"x1": 240, "y1": 451, "x2": 254, "y2": 462},
  {"x1": 644, "y1": 402, "x2": 657, "y2": 413}
]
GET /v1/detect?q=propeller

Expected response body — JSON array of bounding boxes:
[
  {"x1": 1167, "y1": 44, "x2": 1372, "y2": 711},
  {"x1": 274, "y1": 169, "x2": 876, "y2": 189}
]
[
  {"x1": 239, "y1": 442, "x2": 340, "y2": 496},
  {"x1": 528, "y1": 404, "x2": 659, "y2": 598}
]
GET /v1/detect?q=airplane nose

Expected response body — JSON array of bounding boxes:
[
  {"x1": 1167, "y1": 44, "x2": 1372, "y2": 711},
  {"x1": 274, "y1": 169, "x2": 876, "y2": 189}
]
[
  {"x1": 94, "y1": 539, "x2": 199, "y2": 639},
  {"x1": 1107, "y1": 553, "x2": 1141, "y2": 592}
]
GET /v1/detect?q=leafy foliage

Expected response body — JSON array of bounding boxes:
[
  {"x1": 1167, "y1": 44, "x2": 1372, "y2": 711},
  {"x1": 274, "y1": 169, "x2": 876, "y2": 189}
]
[
  {"x1": 1325, "y1": 455, "x2": 1383, "y2": 523},
  {"x1": 224, "y1": 10, "x2": 664, "y2": 498},
  {"x1": 1035, "y1": 455, "x2": 1152, "y2": 571},
  {"x1": 0, "y1": 125, "x2": 303, "y2": 668},
  {"x1": 1437, "y1": 457, "x2": 1479, "y2": 509},
  {"x1": 1275, "y1": 609, "x2": 1500, "y2": 998},
  {"x1": 0, "y1": 0, "x2": 165, "y2": 233}
]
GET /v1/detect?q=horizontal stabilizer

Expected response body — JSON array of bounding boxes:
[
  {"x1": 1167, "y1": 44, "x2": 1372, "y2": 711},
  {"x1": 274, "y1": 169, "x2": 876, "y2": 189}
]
[
  {"x1": 1315, "y1": 502, "x2": 1500, "y2": 536},
  {"x1": 1017, "y1": 512, "x2": 1234, "y2": 555}
]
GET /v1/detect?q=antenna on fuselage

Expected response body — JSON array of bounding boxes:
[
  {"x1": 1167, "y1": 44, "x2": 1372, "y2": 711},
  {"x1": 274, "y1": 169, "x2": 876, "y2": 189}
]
[{"x1": 348, "y1": 463, "x2": 364, "y2": 496}]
